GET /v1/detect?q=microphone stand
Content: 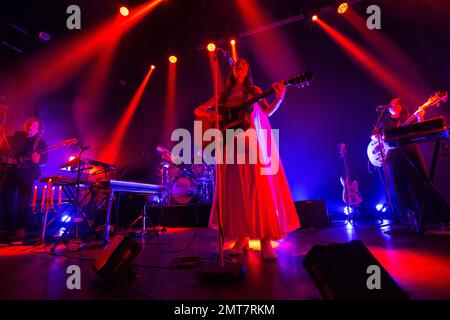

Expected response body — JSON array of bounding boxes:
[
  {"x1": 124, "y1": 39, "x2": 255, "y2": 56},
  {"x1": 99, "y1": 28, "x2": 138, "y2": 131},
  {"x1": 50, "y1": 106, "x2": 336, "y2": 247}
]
[
  {"x1": 370, "y1": 110, "x2": 400, "y2": 227},
  {"x1": 197, "y1": 49, "x2": 243, "y2": 282},
  {"x1": 73, "y1": 146, "x2": 88, "y2": 243},
  {"x1": 0, "y1": 126, "x2": 12, "y2": 194}
]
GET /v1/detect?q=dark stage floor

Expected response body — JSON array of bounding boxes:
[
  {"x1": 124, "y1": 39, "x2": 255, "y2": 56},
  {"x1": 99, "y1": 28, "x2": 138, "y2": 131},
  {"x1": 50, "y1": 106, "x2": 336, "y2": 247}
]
[{"x1": 0, "y1": 221, "x2": 449, "y2": 300}]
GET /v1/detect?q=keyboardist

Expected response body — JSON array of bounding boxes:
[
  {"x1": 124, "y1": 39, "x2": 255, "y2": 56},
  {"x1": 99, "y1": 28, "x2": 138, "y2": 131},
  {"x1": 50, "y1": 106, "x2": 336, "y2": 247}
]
[{"x1": 379, "y1": 98, "x2": 429, "y2": 225}]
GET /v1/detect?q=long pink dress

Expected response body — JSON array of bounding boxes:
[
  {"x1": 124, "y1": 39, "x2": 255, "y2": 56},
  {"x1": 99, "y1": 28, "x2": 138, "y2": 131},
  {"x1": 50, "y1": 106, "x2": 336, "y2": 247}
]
[{"x1": 209, "y1": 87, "x2": 300, "y2": 240}]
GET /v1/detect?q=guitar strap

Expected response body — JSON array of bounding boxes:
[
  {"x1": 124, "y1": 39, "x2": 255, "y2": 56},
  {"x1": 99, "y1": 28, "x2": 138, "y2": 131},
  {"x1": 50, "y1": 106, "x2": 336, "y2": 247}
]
[{"x1": 32, "y1": 134, "x2": 41, "y2": 153}]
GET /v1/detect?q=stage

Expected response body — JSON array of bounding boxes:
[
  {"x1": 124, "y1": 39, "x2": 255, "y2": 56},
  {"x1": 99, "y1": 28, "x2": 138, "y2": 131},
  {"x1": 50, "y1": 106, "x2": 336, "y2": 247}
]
[
  {"x1": 1, "y1": 221, "x2": 449, "y2": 300},
  {"x1": 1, "y1": 0, "x2": 450, "y2": 308}
]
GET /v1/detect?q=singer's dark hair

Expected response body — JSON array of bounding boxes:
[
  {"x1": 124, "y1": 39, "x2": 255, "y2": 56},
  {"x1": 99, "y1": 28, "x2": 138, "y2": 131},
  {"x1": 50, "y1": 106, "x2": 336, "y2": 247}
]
[
  {"x1": 390, "y1": 98, "x2": 410, "y2": 120},
  {"x1": 219, "y1": 57, "x2": 255, "y2": 105},
  {"x1": 23, "y1": 117, "x2": 44, "y2": 135}
]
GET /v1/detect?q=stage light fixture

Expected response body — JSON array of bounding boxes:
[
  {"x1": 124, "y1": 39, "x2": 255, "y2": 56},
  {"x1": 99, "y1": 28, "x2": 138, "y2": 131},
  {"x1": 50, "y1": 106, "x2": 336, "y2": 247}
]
[
  {"x1": 150, "y1": 65, "x2": 156, "y2": 69},
  {"x1": 337, "y1": 2, "x2": 349, "y2": 14},
  {"x1": 120, "y1": 6, "x2": 129, "y2": 16},
  {"x1": 61, "y1": 215, "x2": 71, "y2": 223},
  {"x1": 230, "y1": 39, "x2": 236, "y2": 45},
  {"x1": 207, "y1": 43, "x2": 216, "y2": 52},
  {"x1": 344, "y1": 206, "x2": 353, "y2": 215},
  {"x1": 38, "y1": 31, "x2": 52, "y2": 42},
  {"x1": 302, "y1": 1, "x2": 321, "y2": 23},
  {"x1": 169, "y1": 55, "x2": 177, "y2": 63}
]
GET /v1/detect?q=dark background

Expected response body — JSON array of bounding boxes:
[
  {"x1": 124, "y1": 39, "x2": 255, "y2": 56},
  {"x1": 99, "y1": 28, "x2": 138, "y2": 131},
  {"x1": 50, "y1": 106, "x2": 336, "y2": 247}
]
[{"x1": 1, "y1": 0, "x2": 449, "y2": 215}]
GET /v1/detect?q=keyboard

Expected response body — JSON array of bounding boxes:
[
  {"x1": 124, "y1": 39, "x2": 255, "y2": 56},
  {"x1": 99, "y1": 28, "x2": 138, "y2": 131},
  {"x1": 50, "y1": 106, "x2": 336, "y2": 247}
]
[
  {"x1": 384, "y1": 117, "x2": 448, "y2": 145},
  {"x1": 94, "y1": 179, "x2": 163, "y2": 194}
]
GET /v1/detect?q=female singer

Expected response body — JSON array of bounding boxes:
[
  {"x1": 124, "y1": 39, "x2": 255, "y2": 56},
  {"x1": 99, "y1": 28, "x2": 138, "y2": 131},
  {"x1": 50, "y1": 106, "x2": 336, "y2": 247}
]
[{"x1": 195, "y1": 58, "x2": 300, "y2": 260}]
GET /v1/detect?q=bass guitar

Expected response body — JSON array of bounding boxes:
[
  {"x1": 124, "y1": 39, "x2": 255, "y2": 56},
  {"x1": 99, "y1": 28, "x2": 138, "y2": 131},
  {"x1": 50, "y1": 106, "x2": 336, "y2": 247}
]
[{"x1": 339, "y1": 143, "x2": 363, "y2": 207}]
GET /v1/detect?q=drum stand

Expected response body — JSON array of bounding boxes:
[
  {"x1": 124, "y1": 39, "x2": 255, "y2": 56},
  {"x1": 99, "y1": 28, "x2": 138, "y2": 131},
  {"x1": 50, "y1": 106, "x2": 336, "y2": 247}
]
[{"x1": 127, "y1": 199, "x2": 165, "y2": 239}]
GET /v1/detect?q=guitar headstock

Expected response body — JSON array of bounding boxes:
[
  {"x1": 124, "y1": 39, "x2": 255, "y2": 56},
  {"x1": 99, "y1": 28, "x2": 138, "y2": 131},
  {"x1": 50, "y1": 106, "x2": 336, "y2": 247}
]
[
  {"x1": 284, "y1": 71, "x2": 314, "y2": 88},
  {"x1": 64, "y1": 139, "x2": 78, "y2": 146},
  {"x1": 423, "y1": 91, "x2": 448, "y2": 110},
  {"x1": 339, "y1": 143, "x2": 347, "y2": 158}
]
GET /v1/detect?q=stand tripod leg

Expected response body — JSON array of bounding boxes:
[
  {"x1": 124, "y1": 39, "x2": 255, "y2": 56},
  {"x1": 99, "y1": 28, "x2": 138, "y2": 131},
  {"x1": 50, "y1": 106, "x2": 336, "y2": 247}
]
[
  {"x1": 104, "y1": 191, "x2": 114, "y2": 243},
  {"x1": 41, "y1": 210, "x2": 49, "y2": 243},
  {"x1": 429, "y1": 139, "x2": 441, "y2": 181},
  {"x1": 398, "y1": 145, "x2": 450, "y2": 232}
]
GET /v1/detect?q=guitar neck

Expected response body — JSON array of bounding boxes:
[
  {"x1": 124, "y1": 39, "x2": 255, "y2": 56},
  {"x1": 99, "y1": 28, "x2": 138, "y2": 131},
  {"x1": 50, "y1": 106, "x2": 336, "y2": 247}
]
[
  {"x1": 209, "y1": 86, "x2": 276, "y2": 112},
  {"x1": 402, "y1": 92, "x2": 447, "y2": 126},
  {"x1": 36, "y1": 143, "x2": 64, "y2": 155},
  {"x1": 242, "y1": 86, "x2": 276, "y2": 109},
  {"x1": 20, "y1": 141, "x2": 74, "y2": 162},
  {"x1": 402, "y1": 113, "x2": 418, "y2": 126},
  {"x1": 343, "y1": 155, "x2": 350, "y2": 180}
]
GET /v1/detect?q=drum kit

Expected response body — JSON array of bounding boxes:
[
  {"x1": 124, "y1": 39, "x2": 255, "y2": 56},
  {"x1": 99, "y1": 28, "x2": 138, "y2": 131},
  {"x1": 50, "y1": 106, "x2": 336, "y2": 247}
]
[{"x1": 156, "y1": 146, "x2": 215, "y2": 205}]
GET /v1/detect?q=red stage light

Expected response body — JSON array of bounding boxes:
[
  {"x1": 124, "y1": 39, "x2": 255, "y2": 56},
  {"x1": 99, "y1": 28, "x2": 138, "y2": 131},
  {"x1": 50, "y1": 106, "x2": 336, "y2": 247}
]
[
  {"x1": 337, "y1": 3, "x2": 349, "y2": 14},
  {"x1": 151, "y1": 64, "x2": 156, "y2": 69},
  {"x1": 312, "y1": 15, "x2": 318, "y2": 22},
  {"x1": 234, "y1": 0, "x2": 301, "y2": 79},
  {"x1": 229, "y1": 39, "x2": 238, "y2": 62},
  {"x1": 169, "y1": 55, "x2": 177, "y2": 63},
  {"x1": 207, "y1": 43, "x2": 216, "y2": 52},
  {"x1": 120, "y1": 6, "x2": 129, "y2": 16},
  {"x1": 100, "y1": 66, "x2": 155, "y2": 162}
]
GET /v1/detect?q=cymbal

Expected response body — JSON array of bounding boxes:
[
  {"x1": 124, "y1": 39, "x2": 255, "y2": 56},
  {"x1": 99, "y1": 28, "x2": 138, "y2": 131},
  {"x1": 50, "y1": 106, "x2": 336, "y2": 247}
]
[
  {"x1": 156, "y1": 146, "x2": 171, "y2": 155},
  {"x1": 156, "y1": 146, "x2": 174, "y2": 163},
  {"x1": 59, "y1": 157, "x2": 85, "y2": 170},
  {"x1": 60, "y1": 157, "x2": 115, "y2": 173}
]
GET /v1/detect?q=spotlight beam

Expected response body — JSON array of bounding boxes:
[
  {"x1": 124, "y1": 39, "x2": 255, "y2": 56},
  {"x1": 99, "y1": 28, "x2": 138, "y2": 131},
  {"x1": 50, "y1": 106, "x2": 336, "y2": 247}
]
[
  {"x1": 194, "y1": 1, "x2": 362, "y2": 50},
  {"x1": 234, "y1": 0, "x2": 300, "y2": 79},
  {"x1": 316, "y1": 18, "x2": 417, "y2": 104},
  {"x1": 163, "y1": 59, "x2": 177, "y2": 145},
  {"x1": 230, "y1": 39, "x2": 238, "y2": 62},
  {"x1": 341, "y1": 8, "x2": 428, "y2": 105},
  {"x1": 16, "y1": 0, "x2": 163, "y2": 101},
  {"x1": 100, "y1": 66, "x2": 155, "y2": 162}
]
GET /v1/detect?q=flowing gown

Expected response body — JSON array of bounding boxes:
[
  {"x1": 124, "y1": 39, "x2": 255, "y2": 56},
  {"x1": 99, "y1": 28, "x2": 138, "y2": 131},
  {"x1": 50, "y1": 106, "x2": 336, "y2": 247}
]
[{"x1": 209, "y1": 86, "x2": 300, "y2": 240}]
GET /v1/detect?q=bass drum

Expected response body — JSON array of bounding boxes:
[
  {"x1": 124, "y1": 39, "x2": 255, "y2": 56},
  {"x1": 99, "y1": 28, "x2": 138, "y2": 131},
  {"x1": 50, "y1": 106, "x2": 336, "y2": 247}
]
[{"x1": 171, "y1": 176, "x2": 196, "y2": 204}]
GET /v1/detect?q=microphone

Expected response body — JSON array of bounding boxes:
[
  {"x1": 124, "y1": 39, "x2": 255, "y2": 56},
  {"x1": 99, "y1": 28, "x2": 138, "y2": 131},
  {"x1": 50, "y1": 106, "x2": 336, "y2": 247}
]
[
  {"x1": 80, "y1": 145, "x2": 90, "y2": 151},
  {"x1": 216, "y1": 47, "x2": 235, "y2": 66},
  {"x1": 376, "y1": 105, "x2": 390, "y2": 111}
]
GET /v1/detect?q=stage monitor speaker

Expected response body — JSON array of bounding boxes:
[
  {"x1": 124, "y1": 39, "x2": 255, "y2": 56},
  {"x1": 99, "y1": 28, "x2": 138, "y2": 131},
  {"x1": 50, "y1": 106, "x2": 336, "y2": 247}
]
[
  {"x1": 295, "y1": 200, "x2": 330, "y2": 227},
  {"x1": 303, "y1": 240, "x2": 409, "y2": 300},
  {"x1": 94, "y1": 235, "x2": 142, "y2": 279}
]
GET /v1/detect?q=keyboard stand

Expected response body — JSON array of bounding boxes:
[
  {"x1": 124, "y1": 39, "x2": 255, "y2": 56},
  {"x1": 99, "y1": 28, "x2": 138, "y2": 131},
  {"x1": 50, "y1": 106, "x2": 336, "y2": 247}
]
[{"x1": 397, "y1": 139, "x2": 450, "y2": 233}]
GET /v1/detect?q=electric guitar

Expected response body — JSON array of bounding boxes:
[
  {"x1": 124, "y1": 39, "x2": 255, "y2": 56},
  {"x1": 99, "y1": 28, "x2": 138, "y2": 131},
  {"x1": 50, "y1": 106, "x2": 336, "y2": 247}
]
[
  {"x1": 339, "y1": 143, "x2": 363, "y2": 206},
  {"x1": 3, "y1": 138, "x2": 77, "y2": 166},
  {"x1": 367, "y1": 91, "x2": 448, "y2": 167},
  {"x1": 196, "y1": 71, "x2": 314, "y2": 140}
]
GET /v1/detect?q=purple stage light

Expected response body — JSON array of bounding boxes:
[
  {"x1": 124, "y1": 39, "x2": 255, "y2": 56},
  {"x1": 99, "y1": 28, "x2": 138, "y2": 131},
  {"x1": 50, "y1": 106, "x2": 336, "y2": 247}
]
[{"x1": 38, "y1": 31, "x2": 52, "y2": 42}]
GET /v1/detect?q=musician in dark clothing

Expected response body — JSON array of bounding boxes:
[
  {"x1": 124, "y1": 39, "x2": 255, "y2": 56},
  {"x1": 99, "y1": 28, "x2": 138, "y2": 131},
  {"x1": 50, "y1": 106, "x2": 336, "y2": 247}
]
[
  {"x1": 0, "y1": 118, "x2": 47, "y2": 240},
  {"x1": 379, "y1": 98, "x2": 429, "y2": 227}
]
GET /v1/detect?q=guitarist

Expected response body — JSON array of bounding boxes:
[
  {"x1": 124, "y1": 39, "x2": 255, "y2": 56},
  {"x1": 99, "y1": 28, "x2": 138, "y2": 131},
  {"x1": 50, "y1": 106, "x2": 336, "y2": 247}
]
[
  {"x1": 378, "y1": 98, "x2": 428, "y2": 225},
  {"x1": 0, "y1": 118, "x2": 48, "y2": 241},
  {"x1": 194, "y1": 58, "x2": 300, "y2": 261}
]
